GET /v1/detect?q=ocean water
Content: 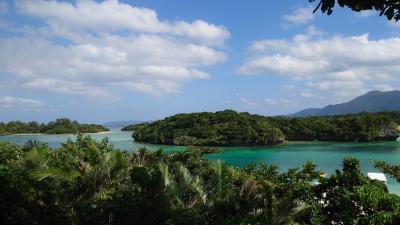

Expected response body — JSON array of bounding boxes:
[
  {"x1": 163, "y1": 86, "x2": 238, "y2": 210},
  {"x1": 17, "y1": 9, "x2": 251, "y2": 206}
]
[{"x1": 1, "y1": 128, "x2": 399, "y2": 193}]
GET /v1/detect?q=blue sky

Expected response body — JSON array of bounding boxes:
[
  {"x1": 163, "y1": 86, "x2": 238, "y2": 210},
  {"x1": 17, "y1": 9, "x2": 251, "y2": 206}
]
[{"x1": 0, "y1": 0, "x2": 399, "y2": 123}]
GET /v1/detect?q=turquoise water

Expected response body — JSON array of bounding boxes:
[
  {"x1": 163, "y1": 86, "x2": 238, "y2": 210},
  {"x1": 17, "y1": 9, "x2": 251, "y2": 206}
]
[{"x1": 1, "y1": 128, "x2": 399, "y2": 194}]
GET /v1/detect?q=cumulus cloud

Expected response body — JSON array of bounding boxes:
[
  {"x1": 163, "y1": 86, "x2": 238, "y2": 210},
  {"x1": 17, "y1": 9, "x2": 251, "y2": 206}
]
[
  {"x1": 0, "y1": 96, "x2": 45, "y2": 110},
  {"x1": 0, "y1": 0, "x2": 229, "y2": 97},
  {"x1": 239, "y1": 29, "x2": 400, "y2": 99},
  {"x1": 282, "y1": 6, "x2": 315, "y2": 26},
  {"x1": 15, "y1": 0, "x2": 230, "y2": 45}
]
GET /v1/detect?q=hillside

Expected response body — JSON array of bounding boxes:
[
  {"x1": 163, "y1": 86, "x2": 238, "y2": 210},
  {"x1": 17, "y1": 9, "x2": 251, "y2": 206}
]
[
  {"x1": 292, "y1": 90, "x2": 400, "y2": 117},
  {"x1": 130, "y1": 110, "x2": 400, "y2": 146},
  {"x1": 131, "y1": 110, "x2": 285, "y2": 146}
]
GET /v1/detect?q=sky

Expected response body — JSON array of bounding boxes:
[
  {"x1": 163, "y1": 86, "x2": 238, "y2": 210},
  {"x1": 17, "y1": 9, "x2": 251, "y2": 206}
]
[{"x1": 1, "y1": 0, "x2": 400, "y2": 123}]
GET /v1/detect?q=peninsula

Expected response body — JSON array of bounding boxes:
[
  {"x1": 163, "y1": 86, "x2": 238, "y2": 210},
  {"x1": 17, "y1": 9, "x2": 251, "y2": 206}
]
[{"x1": 126, "y1": 110, "x2": 400, "y2": 146}]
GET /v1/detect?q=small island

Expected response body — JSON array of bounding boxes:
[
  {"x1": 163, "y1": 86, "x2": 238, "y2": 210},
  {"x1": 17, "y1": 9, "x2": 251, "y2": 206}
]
[
  {"x1": 127, "y1": 110, "x2": 285, "y2": 146},
  {"x1": 125, "y1": 110, "x2": 400, "y2": 146},
  {"x1": 0, "y1": 118, "x2": 109, "y2": 135}
]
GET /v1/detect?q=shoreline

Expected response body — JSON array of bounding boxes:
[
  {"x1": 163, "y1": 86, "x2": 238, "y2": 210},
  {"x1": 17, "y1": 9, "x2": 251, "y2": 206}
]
[
  {"x1": 130, "y1": 139, "x2": 400, "y2": 148},
  {"x1": 2, "y1": 132, "x2": 399, "y2": 147}
]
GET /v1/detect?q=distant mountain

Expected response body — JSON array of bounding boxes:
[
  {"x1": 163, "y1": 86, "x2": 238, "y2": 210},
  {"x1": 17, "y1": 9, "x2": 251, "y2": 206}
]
[
  {"x1": 103, "y1": 120, "x2": 144, "y2": 128},
  {"x1": 292, "y1": 90, "x2": 400, "y2": 117}
]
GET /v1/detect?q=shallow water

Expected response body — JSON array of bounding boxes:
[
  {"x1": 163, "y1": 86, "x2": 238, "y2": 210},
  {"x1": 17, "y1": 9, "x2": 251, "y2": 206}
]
[{"x1": 1, "y1": 128, "x2": 399, "y2": 193}]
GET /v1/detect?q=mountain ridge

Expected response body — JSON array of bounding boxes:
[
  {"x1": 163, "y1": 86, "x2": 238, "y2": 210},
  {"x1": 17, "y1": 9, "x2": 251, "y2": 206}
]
[{"x1": 292, "y1": 90, "x2": 400, "y2": 117}]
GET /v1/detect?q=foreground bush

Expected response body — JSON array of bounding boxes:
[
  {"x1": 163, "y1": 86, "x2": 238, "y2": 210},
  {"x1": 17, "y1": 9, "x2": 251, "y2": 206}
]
[{"x1": 0, "y1": 136, "x2": 399, "y2": 225}]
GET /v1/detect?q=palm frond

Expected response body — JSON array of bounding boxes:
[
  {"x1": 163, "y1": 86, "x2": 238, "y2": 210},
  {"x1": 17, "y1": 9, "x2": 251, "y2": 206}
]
[{"x1": 30, "y1": 167, "x2": 80, "y2": 182}]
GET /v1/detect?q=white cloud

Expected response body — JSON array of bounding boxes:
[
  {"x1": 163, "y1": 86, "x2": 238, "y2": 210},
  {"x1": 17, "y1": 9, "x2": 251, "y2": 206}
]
[
  {"x1": 0, "y1": 1, "x2": 7, "y2": 14},
  {"x1": 15, "y1": 0, "x2": 230, "y2": 46},
  {"x1": 373, "y1": 84, "x2": 395, "y2": 92},
  {"x1": 0, "y1": 96, "x2": 45, "y2": 110},
  {"x1": 0, "y1": 0, "x2": 229, "y2": 97},
  {"x1": 282, "y1": 6, "x2": 315, "y2": 25},
  {"x1": 239, "y1": 30, "x2": 400, "y2": 99}
]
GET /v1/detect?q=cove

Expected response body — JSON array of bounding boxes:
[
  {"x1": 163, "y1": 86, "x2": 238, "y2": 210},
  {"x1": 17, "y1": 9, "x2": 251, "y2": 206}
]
[{"x1": 1, "y1": 128, "x2": 399, "y2": 194}]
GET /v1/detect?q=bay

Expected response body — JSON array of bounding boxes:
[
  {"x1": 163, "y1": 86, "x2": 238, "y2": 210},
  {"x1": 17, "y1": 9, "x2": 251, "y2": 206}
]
[{"x1": 1, "y1": 128, "x2": 399, "y2": 194}]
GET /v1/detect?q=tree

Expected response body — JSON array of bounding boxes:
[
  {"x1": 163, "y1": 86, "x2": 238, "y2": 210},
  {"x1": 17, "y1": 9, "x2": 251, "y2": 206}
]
[
  {"x1": 309, "y1": 0, "x2": 400, "y2": 21},
  {"x1": 311, "y1": 157, "x2": 400, "y2": 224},
  {"x1": 374, "y1": 161, "x2": 400, "y2": 182}
]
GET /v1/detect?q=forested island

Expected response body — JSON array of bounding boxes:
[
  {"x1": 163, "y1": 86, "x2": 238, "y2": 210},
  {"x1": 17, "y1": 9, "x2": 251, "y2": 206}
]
[
  {"x1": 128, "y1": 110, "x2": 285, "y2": 146},
  {"x1": 0, "y1": 118, "x2": 109, "y2": 135},
  {"x1": 125, "y1": 110, "x2": 400, "y2": 146}
]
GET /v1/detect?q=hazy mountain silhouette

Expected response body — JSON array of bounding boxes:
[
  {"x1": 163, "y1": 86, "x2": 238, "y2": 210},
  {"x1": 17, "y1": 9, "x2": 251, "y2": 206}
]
[
  {"x1": 292, "y1": 90, "x2": 400, "y2": 117},
  {"x1": 103, "y1": 120, "x2": 145, "y2": 128}
]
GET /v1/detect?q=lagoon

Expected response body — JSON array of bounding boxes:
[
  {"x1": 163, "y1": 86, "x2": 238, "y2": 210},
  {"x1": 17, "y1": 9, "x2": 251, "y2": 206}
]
[{"x1": 1, "y1": 128, "x2": 400, "y2": 193}]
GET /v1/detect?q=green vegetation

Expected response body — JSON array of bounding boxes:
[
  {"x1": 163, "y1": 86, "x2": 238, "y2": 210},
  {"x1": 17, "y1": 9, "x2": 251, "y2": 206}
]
[
  {"x1": 1, "y1": 136, "x2": 399, "y2": 225},
  {"x1": 375, "y1": 161, "x2": 400, "y2": 182},
  {"x1": 0, "y1": 118, "x2": 109, "y2": 135},
  {"x1": 129, "y1": 110, "x2": 284, "y2": 146},
  {"x1": 269, "y1": 112, "x2": 400, "y2": 142},
  {"x1": 128, "y1": 110, "x2": 400, "y2": 146},
  {"x1": 121, "y1": 124, "x2": 137, "y2": 131},
  {"x1": 310, "y1": 0, "x2": 400, "y2": 21}
]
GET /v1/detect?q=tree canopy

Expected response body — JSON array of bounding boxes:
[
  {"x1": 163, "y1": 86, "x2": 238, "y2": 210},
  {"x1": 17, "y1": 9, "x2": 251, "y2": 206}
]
[
  {"x1": 1, "y1": 136, "x2": 399, "y2": 225},
  {"x1": 129, "y1": 110, "x2": 285, "y2": 146},
  {"x1": 0, "y1": 118, "x2": 109, "y2": 135},
  {"x1": 375, "y1": 161, "x2": 400, "y2": 182},
  {"x1": 310, "y1": 0, "x2": 400, "y2": 21},
  {"x1": 127, "y1": 110, "x2": 400, "y2": 146},
  {"x1": 269, "y1": 111, "x2": 400, "y2": 142}
]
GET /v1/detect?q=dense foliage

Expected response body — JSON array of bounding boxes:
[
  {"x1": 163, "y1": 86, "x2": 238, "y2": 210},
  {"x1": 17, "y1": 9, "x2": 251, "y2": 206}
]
[
  {"x1": 0, "y1": 136, "x2": 399, "y2": 225},
  {"x1": 0, "y1": 118, "x2": 109, "y2": 135},
  {"x1": 375, "y1": 161, "x2": 400, "y2": 182},
  {"x1": 309, "y1": 0, "x2": 400, "y2": 21},
  {"x1": 129, "y1": 110, "x2": 400, "y2": 146},
  {"x1": 268, "y1": 112, "x2": 400, "y2": 142},
  {"x1": 121, "y1": 124, "x2": 136, "y2": 131},
  {"x1": 130, "y1": 110, "x2": 285, "y2": 146}
]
